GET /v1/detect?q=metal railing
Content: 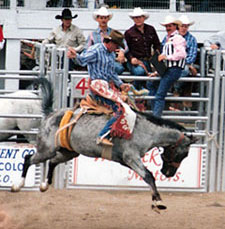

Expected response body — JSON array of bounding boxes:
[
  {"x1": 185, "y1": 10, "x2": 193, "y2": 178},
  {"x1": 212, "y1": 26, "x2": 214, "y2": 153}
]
[
  {"x1": 1, "y1": 42, "x2": 225, "y2": 192},
  {"x1": 1, "y1": 0, "x2": 225, "y2": 12}
]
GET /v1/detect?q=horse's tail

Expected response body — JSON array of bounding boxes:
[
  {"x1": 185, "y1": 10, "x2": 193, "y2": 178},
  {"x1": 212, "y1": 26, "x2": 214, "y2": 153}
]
[{"x1": 34, "y1": 77, "x2": 54, "y2": 117}]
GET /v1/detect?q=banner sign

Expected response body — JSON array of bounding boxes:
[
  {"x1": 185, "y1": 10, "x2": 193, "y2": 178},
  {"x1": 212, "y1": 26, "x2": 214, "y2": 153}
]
[
  {"x1": 0, "y1": 143, "x2": 36, "y2": 187},
  {"x1": 71, "y1": 147, "x2": 203, "y2": 189}
]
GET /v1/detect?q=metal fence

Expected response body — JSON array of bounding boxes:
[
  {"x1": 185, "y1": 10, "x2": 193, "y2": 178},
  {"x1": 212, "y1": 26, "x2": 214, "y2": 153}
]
[
  {"x1": 1, "y1": 42, "x2": 225, "y2": 192},
  {"x1": 65, "y1": 47, "x2": 225, "y2": 192},
  {"x1": 0, "y1": 41, "x2": 69, "y2": 190},
  {"x1": 1, "y1": 0, "x2": 225, "y2": 12},
  {"x1": 0, "y1": 42, "x2": 44, "y2": 190}
]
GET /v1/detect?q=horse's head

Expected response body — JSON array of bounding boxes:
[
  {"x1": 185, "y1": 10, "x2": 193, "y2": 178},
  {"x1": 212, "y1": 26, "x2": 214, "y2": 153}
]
[{"x1": 160, "y1": 133, "x2": 197, "y2": 177}]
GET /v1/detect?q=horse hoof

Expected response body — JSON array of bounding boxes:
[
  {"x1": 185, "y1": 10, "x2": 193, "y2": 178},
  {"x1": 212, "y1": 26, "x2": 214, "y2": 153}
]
[
  {"x1": 151, "y1": 201, "x2": 167, "y2": 214},
  {"x1": 40, "y1": 183, "x2": 49, "y2": 192},
  {"x1": 11, "y1": 184, "x2": 21, "y2": 192}
]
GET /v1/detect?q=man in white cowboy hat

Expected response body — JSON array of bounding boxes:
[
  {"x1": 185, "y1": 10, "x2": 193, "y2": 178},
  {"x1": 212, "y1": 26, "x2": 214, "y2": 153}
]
[
  {"x1": 146, "y1": 15, "x2": 186, "y2": 117},
  {"x1": 67, "y1": 30, "x2": 135, "y2": 146},
  {"x1": 125, "y1": 7, "x2": 160, "y2": 90},
  {"x1": 172, "y1": 15, "x2": 198, "y2": 110},
  {"x1": 85, "y1": 6, "x2": 126, "y2": 75}
]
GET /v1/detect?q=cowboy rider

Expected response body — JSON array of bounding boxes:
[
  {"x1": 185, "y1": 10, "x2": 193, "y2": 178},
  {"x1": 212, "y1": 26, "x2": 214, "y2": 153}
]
[{"x1": 67, "y1": 30, "x2": 134, "y2": 146}]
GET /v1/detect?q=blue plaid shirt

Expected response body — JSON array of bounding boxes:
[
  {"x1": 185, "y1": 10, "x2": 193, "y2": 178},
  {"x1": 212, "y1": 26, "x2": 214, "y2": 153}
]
[
  {"x1": 183, "y1": 31, "x2": 198, "y2": 65},
  {"x1": 162, "y1": 31, "x2": 198, "y2": 65},
  {"x1": 76, "y1": 43, "x2": 123, "y2": 87}
]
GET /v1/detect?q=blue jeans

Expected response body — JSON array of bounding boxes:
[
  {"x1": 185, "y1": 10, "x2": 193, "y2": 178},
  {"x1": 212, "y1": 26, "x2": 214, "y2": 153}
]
[
  {"x1": 115, "y1": 61, "x2": 125, "y2": 75},
  {"x1": 146, "y1": 67, "x2": 182, "y2": 117},
  {"x1": 91, "y1": 93, "x2": 122, "y2": 138},
  {"x1": 127, "y1": 60, "x2": 151, "y2": 90},
  {"x1": 173, "y1": 65, "x2": 190, "y2": 93}
]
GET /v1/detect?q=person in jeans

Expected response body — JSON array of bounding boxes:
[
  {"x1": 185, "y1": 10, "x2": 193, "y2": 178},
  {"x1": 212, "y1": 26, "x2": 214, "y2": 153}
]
[
  {"x1": 146, "y1": 15, "x2": 186, "y2": 117},
  {"x1": 125, "y1": 7, "x2": 160, "y2": 90},
  {"x1": 172, "y1": 15, "x2": 198, "y2": 110}
]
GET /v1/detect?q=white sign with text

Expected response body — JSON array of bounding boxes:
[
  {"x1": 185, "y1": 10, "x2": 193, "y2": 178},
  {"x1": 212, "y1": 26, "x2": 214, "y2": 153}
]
[
  {"x1": 0, "y1": 144, "x2": 36, "y2": 187},
  {"x1": 71, "y1": 147, "x2": 203, "y2": 189}
]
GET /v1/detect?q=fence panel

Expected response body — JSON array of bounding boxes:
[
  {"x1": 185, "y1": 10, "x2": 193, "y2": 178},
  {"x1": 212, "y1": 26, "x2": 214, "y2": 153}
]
[
  {"x1": 2, "y1": 44, "x2": 225, "y2": 192},
  {"x1": 0, "y1": 41, "x2": 47, "y2": 191},
  {"x1": 66, "y1": 71, "x2": 213, "y2": 192}
]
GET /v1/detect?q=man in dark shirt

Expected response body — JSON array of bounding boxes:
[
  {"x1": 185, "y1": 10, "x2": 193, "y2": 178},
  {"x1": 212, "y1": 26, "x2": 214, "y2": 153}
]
[{"x1": 125, "y1": 7, "x2": 160, "y2": 89}]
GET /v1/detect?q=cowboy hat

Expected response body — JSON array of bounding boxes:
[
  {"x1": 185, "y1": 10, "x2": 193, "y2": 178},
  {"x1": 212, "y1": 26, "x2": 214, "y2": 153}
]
[
  {"x1": 160, "y1": 15, "x2": 181, "y2": 26},
  {"x1": 55, "y1": 9, "x2": 78, "y2": 20},
  {"x1": 178, "y1": 15, "x2": 195, "y2": 25},
  {"x1": 104, "y1": 30, "x2": 125, "y2": 49},
  {"x1": 129, "y1": 7, "x2": 149, "y2": 19},
  {"x1": 93, "y1": 6, "x2": 113, "y2": 21}
]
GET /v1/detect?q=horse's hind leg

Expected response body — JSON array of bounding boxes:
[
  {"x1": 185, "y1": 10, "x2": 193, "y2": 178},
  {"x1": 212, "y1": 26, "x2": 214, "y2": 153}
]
[
  {"x1": 11, "y1": 154, "x2": 33, "y2": 192},
  {"x1": 11, "y1": 146, "x2": 57, "y2": 192},
  {"x1": 122, "y1": 153, "x2": 166, "y2": 212},
  {"x1": 40, "y1": 148, "x2": 79, "y2": 192}
]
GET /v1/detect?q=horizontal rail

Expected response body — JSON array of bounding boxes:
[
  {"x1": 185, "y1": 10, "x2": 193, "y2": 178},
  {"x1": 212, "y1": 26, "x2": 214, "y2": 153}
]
[
  {"x1": 70, "y1": 73, "x2": 213, "y2": 82},
  {"x1": 0, "y1": 114, "x2": 43, "y2": 118},
  {"x1": 0, "y1": 95, "x2": 41, "y2": 99},
  {"x1": 131, "y1": 95, "x2": 209, "y2": 102},
  {"x1": 0, "y1": 89, "x2": 38, "y2": 94},
  {"x1": 0, "y1": 70, "x2": 40, "y2": 75},
  {"x1": 163, "y1": 116, "x2": 208, "y2": 121},
  {"x1": 0, "y1": 130, "x2": 39, "y2": 135},
  {"x1": 0, "y1": 75, "x2": 39, "y2": 80}
]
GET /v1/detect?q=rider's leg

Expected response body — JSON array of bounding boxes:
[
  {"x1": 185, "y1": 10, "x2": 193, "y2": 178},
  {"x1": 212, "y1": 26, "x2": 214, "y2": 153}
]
[{"x1": 93, "y1": 95, "x2": 121, "y2": 146}]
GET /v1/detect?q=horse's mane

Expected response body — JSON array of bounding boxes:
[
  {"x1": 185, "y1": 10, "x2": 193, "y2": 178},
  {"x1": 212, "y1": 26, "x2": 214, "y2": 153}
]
[{"x1": 137, "y1": 111, "x2": 187, "y2": 132}]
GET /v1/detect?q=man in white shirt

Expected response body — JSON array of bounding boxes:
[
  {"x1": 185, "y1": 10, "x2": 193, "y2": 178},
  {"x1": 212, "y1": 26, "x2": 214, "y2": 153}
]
[{"x1": 42, "y1": 8, "x2": 86, "y2": 70}]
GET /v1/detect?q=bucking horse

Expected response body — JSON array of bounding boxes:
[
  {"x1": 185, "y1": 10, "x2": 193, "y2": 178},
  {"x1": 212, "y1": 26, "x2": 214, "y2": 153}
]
[{"x1": 11, "y1": 77, "x2": 196, "y2": 212}]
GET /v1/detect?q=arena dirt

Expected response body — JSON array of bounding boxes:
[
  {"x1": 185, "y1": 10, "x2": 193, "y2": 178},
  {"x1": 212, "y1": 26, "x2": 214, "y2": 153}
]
[{"x1": 0, "y1": 188, "x2": 225, "y2": 229}]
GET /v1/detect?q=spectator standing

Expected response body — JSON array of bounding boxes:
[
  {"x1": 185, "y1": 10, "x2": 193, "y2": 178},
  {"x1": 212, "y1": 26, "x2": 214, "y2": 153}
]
[
  {"x1": 85, "y1": 6, "x2": 126, "y2": 74},
  {"x1": 125, "y1": 7, "x2": 160, "y2": 89},
  {"x1": 204, "y1": 30, "x2": 225, "y2": 70},
  {"x1": 204, "y1": 30, "x2": 225, "y2": 50},
  {"x1": 0, "y1": 26, "x2": 5, "y2": 50},
  {"x1": 146, "y1": 15, "x2": 186, "y2": 117},
  {"x1": 172, "y1": 15, "x2": 198, "y2": 110},
  {"x1": 42, "y1": 8, "x2": 86, "y2": 70},
  {"x1": 19, "y1": 40, "x2": 37, "y2": 89}
]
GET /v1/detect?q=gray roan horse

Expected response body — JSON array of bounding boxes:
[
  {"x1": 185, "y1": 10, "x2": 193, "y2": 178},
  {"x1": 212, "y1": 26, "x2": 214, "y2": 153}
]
[{"x1": 12, "y1": 78, "x2": 195, "y2": 211}]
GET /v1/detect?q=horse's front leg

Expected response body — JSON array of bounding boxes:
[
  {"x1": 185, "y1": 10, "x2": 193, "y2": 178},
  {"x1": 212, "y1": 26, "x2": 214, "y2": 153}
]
[
  {"x1": 123, "y1": 154, "x2": 166, "y2": 212},
  {"x1": 142, "y1": 167, "x2": 167, "y2": 212}
]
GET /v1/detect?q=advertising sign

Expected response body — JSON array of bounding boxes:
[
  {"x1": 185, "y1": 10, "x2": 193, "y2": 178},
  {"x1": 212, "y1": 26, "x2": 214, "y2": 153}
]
[
  {"x1": 0, "y1": 143, "x2": 36, "y2": 187},
  {"x1": 71, "y1": 147, "x2": 203, "y2": 189}
]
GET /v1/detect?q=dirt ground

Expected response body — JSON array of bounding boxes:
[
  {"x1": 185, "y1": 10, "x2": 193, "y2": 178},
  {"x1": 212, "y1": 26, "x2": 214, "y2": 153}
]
[{"x1": 0, "y1": 188, "x2": 225, "y2": 229}]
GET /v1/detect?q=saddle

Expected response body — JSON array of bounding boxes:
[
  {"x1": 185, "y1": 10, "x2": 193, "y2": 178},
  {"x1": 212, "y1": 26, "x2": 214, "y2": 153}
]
[
  {"x1": 56, "y1": 94, "x2": 113, "y2": 151},
  {"x1": 80, "y1": 94, "x2": 113, "y2": 115}
]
